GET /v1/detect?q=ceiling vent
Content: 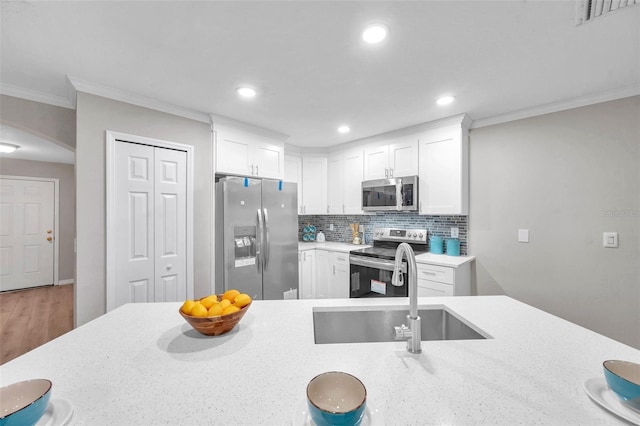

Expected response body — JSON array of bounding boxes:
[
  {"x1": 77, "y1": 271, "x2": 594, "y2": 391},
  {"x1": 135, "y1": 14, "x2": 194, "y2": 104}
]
[{"x1": 575, "y1": 0, "x2": 639, "y2": 25}]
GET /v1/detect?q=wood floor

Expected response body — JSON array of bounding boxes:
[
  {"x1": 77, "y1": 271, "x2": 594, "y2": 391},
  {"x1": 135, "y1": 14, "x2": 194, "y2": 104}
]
[{"x1": 0, "y1": 284, "x2": 74, "y2": 365}]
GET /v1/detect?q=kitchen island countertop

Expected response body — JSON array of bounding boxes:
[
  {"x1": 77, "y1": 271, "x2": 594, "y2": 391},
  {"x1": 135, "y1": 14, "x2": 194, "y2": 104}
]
[{"x1": 1, "y1": 296, "x2": 638, "y2": 425}]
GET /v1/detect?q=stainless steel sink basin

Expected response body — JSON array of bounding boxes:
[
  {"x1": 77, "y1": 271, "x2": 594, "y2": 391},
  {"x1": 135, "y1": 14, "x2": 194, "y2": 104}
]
[{"x1": 313, "y1": 305, "x2": 490, "y2": 344}]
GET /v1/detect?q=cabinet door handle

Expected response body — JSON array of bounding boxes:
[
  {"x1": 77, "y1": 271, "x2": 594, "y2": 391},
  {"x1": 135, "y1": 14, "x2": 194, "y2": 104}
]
[
  {"x1": 422, "y1": 271, "x2": 437, "y2": 276},
  {"x1": 333, "y1": 265, "x2": 336, "y2": 274},
  {"x1": 251, "y1": 164, "x2": 255, "y2": 175},
  {"x1": 327, "y1": 206, "x2": 330, "y2": 214},
  {"x1": 385, "y1": 168, "x2": 388, "y2": 178},
  {"x1": 256, "y1": 164, "x2": 259, "y2": 176},
  {"x1": 390, "y1": 168, "x2": 393, "y2": 177},
  {"x1": 342, "y1": 204, "x2": 345, "y2": 213}
]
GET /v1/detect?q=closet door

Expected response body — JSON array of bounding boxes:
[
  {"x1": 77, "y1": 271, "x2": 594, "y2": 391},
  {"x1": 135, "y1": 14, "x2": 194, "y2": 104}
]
[
  {"x1": 113, "y1": 142, "x2": 187, "y2": 309},
  {"x1": 154, "y1": 147, "x2": 187, "y2": 303}
]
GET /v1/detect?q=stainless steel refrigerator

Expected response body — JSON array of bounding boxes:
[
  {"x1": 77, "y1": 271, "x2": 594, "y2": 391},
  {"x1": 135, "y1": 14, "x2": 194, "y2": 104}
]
[{"x1": 215, "y1": 177, "x2": 299, "y2": 300}]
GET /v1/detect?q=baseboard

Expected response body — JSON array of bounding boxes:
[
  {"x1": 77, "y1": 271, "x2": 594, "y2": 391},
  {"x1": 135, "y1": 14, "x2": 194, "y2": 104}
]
[{"x1": 57, "y1": 279, "x2": 74, "y2": 285}]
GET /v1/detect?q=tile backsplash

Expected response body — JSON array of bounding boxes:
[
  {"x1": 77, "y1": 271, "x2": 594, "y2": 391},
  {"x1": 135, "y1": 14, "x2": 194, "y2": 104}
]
[{"x1": 298, "y1": 213, "x2": 468, "y2": 255}]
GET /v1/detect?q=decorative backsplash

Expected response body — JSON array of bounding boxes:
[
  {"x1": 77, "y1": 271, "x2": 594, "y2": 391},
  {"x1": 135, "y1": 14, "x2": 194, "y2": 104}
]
[{"x1": 298, "y1": 213, "x2": 468, "y2": 255}]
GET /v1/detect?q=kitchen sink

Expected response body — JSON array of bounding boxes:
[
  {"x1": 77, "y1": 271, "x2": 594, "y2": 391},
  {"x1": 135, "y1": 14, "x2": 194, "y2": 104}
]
[{"x1": 313, "y1": 305, "x2": 490, "y2": 344}]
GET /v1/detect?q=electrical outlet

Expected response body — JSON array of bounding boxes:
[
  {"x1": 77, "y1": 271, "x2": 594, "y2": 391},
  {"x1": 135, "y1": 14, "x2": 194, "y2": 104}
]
[
  {"x1": 450, "y1": 227, "x2": 459, "y2": 238},
  {"x1": 329, "y1": 223, "x2": 334, "y2": 231}
]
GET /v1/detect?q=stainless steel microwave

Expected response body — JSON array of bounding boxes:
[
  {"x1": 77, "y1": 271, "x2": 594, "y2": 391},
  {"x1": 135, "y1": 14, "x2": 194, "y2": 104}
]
[{"x1": 361, "y1": 176, "x2": 418, "y2": 212}]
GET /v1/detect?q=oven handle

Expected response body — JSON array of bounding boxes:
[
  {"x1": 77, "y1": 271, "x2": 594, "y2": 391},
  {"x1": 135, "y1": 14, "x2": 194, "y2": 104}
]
[{"x1": 349, "y1": 255, "x2": 407, "y2": 273}]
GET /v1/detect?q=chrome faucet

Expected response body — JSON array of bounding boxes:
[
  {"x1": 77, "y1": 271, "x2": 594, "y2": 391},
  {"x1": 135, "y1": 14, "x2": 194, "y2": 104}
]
[{"x1": 391, "y1": 242, "x2": 421, "y2": 354}]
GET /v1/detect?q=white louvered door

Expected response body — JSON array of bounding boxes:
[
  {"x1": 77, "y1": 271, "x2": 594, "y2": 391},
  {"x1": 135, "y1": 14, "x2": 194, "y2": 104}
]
[{"x1": 113, "y1": 141, "x2": 186, "y2": 309}]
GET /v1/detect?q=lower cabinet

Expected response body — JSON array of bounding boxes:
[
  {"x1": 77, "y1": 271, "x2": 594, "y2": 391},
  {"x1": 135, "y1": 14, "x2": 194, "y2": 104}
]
[
  {"x1": 299, "y1": 250, "x2": 316, "y2": 299},
  {"x1": 417, "y1": 262, "x2": 471, "y2": 297},
  {"x1": 299, "y1": 248, "x2": 350, "y2": 299},
  {"x1": 328, "y1": 252, "x2": 350, "y2": 298}
]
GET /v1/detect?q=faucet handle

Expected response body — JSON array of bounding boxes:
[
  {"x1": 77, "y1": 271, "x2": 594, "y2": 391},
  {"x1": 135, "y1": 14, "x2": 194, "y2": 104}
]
[{"x1": 394, "y1": 324, "x2": 412, "y2": 340}]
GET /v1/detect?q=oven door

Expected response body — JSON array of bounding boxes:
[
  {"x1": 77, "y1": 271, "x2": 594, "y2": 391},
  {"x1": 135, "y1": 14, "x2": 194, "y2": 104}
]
[{"x1": 349, "y1": 255, "x2": 408, "y2": 298}]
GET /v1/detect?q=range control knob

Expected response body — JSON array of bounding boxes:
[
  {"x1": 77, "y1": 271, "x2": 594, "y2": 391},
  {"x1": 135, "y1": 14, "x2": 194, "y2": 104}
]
[{"x1": 419, "y1": 233, "x2": 423, "y2": 238}]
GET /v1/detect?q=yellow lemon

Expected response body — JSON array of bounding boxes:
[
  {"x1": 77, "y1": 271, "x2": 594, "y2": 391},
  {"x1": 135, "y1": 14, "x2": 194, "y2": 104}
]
[
  {"x1": 222, "y1": 305, "x2": 240, "y2": 316},
  {"x1": 220, "y1": 299, "x2": 231, "y2": 310},
  {"x1": 201, "y1": 295, "x2": 218, "y2": 309},
  {"x1": 234, "y1": 293, "x2": 252, "y2": 308},
  {"x1": 207, "y1": 303, "x2": 223, "y2": 317},
  {"x1": 222, "y1": 289, "x2": 240, "y2": 302},
  {"x1": 191, "y1": 302, "x2": 208, "y2": 317},
  {"x1": 181, "y1": 300, "x2": 196, "y2": 315}
]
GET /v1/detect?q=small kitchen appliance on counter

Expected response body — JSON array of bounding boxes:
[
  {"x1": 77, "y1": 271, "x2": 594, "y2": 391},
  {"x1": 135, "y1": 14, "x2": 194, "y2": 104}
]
[{"x1": 349, "y1": 228, "x2": 427, "y2": 298}]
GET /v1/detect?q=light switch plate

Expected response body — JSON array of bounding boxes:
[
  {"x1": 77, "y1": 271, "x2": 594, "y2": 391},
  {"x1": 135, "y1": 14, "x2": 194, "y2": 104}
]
[
  {"x1": 603, "y1": 232, "x2": 618, "y2": 248},
  {"x1": 329, "y1": 224, "x2": 334, "y2": 231},
  {"x1": 451, "y1": 227, "x2": 459, "y2": 238},
  {"x1": 518, "y1": 229, "x2": 529, "y2": 243}
]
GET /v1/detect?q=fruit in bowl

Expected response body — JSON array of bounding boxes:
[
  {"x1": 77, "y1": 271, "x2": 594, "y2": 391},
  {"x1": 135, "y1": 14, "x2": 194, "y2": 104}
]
[{"x1": 179, "y1": 290, "x2": 252, "y2": 336}]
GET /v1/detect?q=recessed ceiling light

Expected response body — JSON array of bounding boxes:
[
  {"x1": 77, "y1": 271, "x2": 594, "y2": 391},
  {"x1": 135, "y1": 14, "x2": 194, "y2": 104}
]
[
  {"x1": 437, "y1": 96, "x2": 455, "y2": 106},
  {"x1": 362, "y1": 24, "x2": 388, "y2": 44},
  {"x1": 236, "y1": 87, "x2": 257, "y2": 98},
  {"x1": 337, "y1": 125, "x2": 350, "y2": 134},
  {"x1": 0, "y1": 143, "x2": 19, "y2": 153}
]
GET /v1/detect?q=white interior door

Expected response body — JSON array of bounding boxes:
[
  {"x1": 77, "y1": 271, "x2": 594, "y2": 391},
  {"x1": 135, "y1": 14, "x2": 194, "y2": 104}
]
[
  {"x1": 113, "y1": 141, "x2": 187, "y2": 308},
  {"x1": 0, "y1": 178, "x2": 55, "y2": 291},
  {"x1": 154, "y1": 147, "x2": 187, "y2": 303}
]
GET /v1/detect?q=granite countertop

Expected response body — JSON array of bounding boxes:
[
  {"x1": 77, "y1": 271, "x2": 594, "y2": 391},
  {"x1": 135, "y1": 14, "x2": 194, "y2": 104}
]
[
  {"x1": 1, "y1": 296, "x2": 638, "y2": 425},
  {"x1": 298, "y1": 241, "x2": 475, "y2": 267},
  {"x1": 298, "y1": 241, "x2": 371, "y2": 252}
]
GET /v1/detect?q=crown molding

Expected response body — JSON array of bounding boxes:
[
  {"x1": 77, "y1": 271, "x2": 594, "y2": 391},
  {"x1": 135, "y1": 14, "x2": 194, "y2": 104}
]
[
  {"x1": 209, "y1": 113, "x2": 289, "y2": 141},
  {"x1": 67, "y1": 76, "x2": 210, "y2": 124},
  {"x1": 470, "y1": 83, "x2": 640, "y2": 129},
  {"x1": 0, "y1": 83, "x2": 75, "y2": 109}
]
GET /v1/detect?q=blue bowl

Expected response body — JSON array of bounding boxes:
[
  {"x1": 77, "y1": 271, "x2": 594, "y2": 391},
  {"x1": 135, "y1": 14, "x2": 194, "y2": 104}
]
[
  {"x1": 307, "y1": 371, "x2": 366, "y2": 426},
  {"x1": 0, "y1": 379, "x2": 52, "y2": 426},
  {"x1": 603, "y1": 360, "x2": 640, "y2": 411}
]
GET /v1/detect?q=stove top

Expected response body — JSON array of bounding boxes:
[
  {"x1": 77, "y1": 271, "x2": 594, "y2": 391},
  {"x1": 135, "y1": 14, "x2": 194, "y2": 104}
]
[{"x1": 350, "y1": 228, "x2": 427, "y2": 260}]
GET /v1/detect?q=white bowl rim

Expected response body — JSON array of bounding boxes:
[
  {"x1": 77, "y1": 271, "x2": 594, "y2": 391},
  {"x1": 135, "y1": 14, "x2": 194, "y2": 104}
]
[
  {"x1": 603, "y1": 360, "x2": 640, "y2": 387},
  {"x1": 0, "y1": 378, "x2": 52, "y2": 419},
  {"x1": 306, "y1": 371, "x2": 367, "y2": 414}
]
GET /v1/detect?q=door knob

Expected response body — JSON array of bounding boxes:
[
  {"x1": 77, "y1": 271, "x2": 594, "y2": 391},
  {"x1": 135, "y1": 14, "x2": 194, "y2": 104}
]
[
  {"x1": 47, "y1": 229, "x2": 52, "y2": 234},
  {"x1": 46, "y1": 237, "x2": 53, "y2": 242},
  {"x1": 166, "y1": 264, "x2": 173, "y2": 270}
]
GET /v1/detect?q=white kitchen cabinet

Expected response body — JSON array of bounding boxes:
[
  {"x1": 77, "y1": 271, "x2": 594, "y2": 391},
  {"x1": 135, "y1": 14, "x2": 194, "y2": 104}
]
[
  {"x1": 328, "y1": 251, "x2": 350, "y2": 298},
  {"x1": 326, "y1": 149, "x2": 364, "y2": 215},
  {"x1": 315, "y1": 250, "x2": 329, "y2": 298},
  {"x1": 284, "y1": 155, "x2": 303, "y2": 214},
  {"x1": 215, "y1": 123, "x2": 284, "y2": 179},
  {"x1": 301, "y1": 156, "x2": 327, "y2": 215},
  {"x1": 418, "y1": 119, "x2": 470, "y2": 215},
  {"x1": 326, "y1": 154, "x2": 343, "y2": 214},
  {"x1": 416, "y1": 261, "x2": 470, "y2": 297},
  {"x1": 363, "y1": 136, "x2": 418, "y2": 180},
  {"x1": 299, "y1": 250, "x2": 316, "y2": 299}
]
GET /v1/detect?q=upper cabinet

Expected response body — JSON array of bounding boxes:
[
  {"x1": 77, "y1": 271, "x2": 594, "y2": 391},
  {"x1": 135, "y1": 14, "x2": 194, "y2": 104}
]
[
  {"x1": 418, "y1": 116, "x2": 470, "y2": 215},
  {"x1": 284, "y1": 155, "x2": 303, "y2": 214},
  {"x1": 327, "y1": 149, "x2": 364, "y2": 214},
  {"x1": 214, "y1": 123, "x2": 284, "y2": 179},
  {"x1": 363, "y1": 136, "x2": 419, "y2": 180},
  {"x1": 301, "y1": 156, "x2": 327, "y2": 215}
]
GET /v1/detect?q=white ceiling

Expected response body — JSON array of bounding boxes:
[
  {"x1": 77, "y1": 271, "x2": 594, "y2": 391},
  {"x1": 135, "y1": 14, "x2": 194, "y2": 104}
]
[{"x1": 1, "y1": 1, "x2": 639, "y2": 148}]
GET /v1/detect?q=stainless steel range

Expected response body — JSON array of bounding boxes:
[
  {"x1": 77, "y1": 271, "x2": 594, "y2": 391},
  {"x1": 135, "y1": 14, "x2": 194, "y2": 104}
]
[{"x1": 349, "y1": 228, "x2": 427, "y2": 298}]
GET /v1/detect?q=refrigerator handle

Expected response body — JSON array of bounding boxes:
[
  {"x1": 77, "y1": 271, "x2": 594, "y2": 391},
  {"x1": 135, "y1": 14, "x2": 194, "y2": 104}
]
[
  {"x1": 262, "y1": 208, "x2": 270, "y2": 270},
  {"x1": 256, "y1": 209, "x2": 263, "y2": 273}
]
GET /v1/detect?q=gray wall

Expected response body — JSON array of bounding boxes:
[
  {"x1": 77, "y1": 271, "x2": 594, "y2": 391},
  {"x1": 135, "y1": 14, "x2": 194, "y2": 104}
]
[
  {"x1": 75, "y1": 92, "x2": 212, "y2": 326},
  {"x1": 0, "y1": 158, "x2": 76, "y2": 281},
  {"x1": 0, "y1": 94, "x2": 76, "y2": 149},
  {"x1": 469, "y1": 95, "x2": 640, "y2": 349}
]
